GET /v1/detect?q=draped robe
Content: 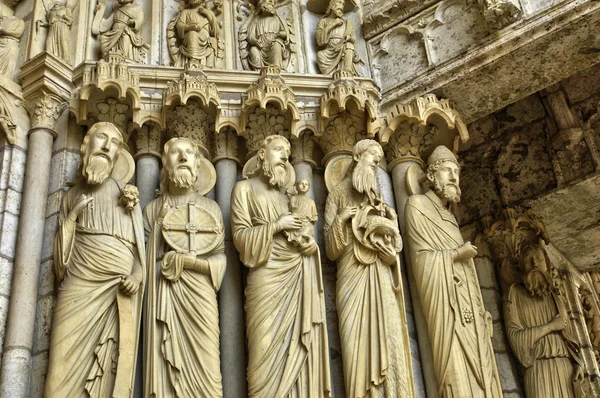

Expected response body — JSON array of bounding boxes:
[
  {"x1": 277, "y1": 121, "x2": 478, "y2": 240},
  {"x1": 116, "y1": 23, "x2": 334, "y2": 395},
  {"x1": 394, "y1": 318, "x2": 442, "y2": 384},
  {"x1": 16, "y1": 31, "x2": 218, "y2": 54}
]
[
  {"x1": 45, "y1": 178, "x2": 145, "y2": 398},
  {"x1": 0, "y1": 16, "x2": 24, "y2": 78},
  {"x1": 247, "y1": 13, "x2": 288, "y2": 70},
  {"x1": 99, "y1": 3, "x2": 146, "y2": 62},
  {"x1": 505, "y1": 284, "x2": 580, "y2": 398},
  {"x1": 46, "y1": 5, "x2": 72, "y2": 63},
  {"x1": 405, "y1": 191, "x2": 501, "y2": 398},
  {"x1": 143, "y1": 192, "x2": 226, "y2": 397},
  {"x1": 316, "y1": 17, "x2": 358, "y2": 75},
  {"x1": 175, "y1": 8, "x2": 217, "y2": 67},
  {"x1": 324, "y1": 178, "x2": 410, "y2": 398},
  {"x1": 231, "y1": 177, "x2": 331, "y2": 398}
]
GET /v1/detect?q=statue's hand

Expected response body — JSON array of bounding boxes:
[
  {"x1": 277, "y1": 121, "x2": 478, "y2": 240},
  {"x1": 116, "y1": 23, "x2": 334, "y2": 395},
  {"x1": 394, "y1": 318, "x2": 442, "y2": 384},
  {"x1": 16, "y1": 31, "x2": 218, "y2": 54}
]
[
  {"x1": 299, "y1": 236, "x2": 318, "y2": 256},
  {"x1": 454, "y1": 241, "x2": 477, "y2": 262},
  {"x1": 384, "y1": 204, "x2": 397, "y2": 221},
  {"x1": 275, "y1": 213, "x2": 302, "y2": 233},
  {"x1": 68, "y1": 194, "x2": 94, "y2": 221},
  {"x1": 549, "y1": 313, "x2": 567, "y2": 332},
  {"x1": 120, "y1": 274, "x2": 141, "y2": 296},
  {"x1": 375, "y1": 241, "x2": 397, "y2": 264},
  {"x1": 338, "y1": 206, "x2": 357, "y2": 223},
  {"x1": 573, "y1": 363, "x2": 584, "y2": 382}
]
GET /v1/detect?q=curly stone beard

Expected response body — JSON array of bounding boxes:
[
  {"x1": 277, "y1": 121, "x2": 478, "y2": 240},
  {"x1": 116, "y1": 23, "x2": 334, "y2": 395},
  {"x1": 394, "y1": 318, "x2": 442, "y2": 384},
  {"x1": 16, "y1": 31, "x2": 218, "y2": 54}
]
[
  {"x1": 262, "y1": 159, "x2": 288, "y2": 188},
  {"x1": 83, "y1": 153, "x2": 114, "y2": 185},
  {"x1": 352, "y1": 160, "x2": 379, "y2": 200},
  {"x1": 524, "y1": 269, "x2": 553, "y2": 297},
  {"x1": 432, "y1": 178, "x2": 462, "y2": 204},
  {"x1": 168, "y1": 166, "x2": 197, "y2": 189}
]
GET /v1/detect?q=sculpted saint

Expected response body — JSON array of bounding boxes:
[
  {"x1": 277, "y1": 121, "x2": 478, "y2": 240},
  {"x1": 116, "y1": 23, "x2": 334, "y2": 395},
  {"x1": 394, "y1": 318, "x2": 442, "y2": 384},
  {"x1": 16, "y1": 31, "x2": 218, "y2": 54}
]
[
  {"x1": 231, "y1": 135, "x2": 331, "y2": 397},
  {"x1": 0, "y1": 14, "x2": 24, "y2": 78},
  {"x1": 143, "y1": 137, "x2": 226, "y2": 397},
  {"x1": 286, "y1": 179, "x2": 317, "y2": 244},
  {"x1": 316, "y1": 0, "x2": 361, "y2": 75},
  {"x1": 40, "y1": 2, "x2": 73, "y2": 64},
  {"x1": 45, "y1": 122, "x2": 145, "y2": 397},
  {"x1": 505, "y1": 244, "x2": 585, "y2": 397},
  {"x1": 325, "y1": 140, "x2": 408, "y2": 397},
  {"x1": 98, "y1": 0, "x2": 148, "y2": 63},
  {"x1": 405, "y1": 145, "x2": 502, "y2": 397},
  {"x1": 245, "y1": 0, "x2": 291, "y2": 70},
  {"x1": 171, "y1": 0, "x2": 221, "y2": 68}
]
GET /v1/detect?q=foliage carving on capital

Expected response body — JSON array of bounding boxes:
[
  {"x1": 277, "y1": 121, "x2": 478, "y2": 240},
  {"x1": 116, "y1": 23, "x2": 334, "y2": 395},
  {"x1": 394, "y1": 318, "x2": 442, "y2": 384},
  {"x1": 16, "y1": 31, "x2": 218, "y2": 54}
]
[
  {"x1": 291, "y1": 132, "x2": 316, "y2": 168},
  {"x1": 243, "y1": 103, "x2": 290, "y2": 155},
  {"x1": 24, "y1": 90, "x2": 68, "y2": 132},
  {"x1": 134, "y1": 123, "x2": 162, "y2": 159},
  {"x1": 317, "y1": 111, "x2": 366, "y2": 164},
  {"x1": 386, "y1": 121, "x2": 434, "y2": 166},
  {"x1": 214, "y1": 127, "x2": 240, "y2": 163},
  {"x1": 89, "y1": 98, "x2": 131, "y2": 136},
  {"x1": 166, "y1": 101, "x2": 215, "y2": 157}
]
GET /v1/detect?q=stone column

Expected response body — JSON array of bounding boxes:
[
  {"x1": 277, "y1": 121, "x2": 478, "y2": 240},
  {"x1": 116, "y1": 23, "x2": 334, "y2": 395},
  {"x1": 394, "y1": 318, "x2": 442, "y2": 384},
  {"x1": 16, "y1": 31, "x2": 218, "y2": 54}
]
[
  {"x1": 0, "y1": 88, "x2": 68, "y2": 397},
  {"x1": 386, "y1": 133, "x2": 437, "y2": 398},
  {"x1": 214, "y1": 129, "x2": 246, "y2": 397},
  {"x1": 291, "y1": 133, "x2": 316, "y2": 198},
  {"x1": 134, "y1": 123, "x2": 162, "y2": 209}
]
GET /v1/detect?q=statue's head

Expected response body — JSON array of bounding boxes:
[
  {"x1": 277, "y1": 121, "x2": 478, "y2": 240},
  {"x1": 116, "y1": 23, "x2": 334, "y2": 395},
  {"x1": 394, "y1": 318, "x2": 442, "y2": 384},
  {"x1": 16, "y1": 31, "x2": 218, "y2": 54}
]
[
  {"x1": 117, "y1": 0, "x2": 133, "y2": 5},
  {"x1": 256, "y1": 135, "x2": 291, "y2": 188},
  {"x1": 351, "y1": 139, "x2": 383, "y2": 196},
  {"x1": 50, "y1": 1, "x2": 64, "y2": 10},
  {"x1": 520, "y1": 244, "x2": 555, "y2": 297},
  {"x1": 326, "y1": 0, "x2": 345, "y2": 18},
  {"x1": 186, "y1": 0, "x2": 202, "y2": 7},
  {"x1": 80, "y1": 122, "x2": 123, "y2": 185},
  {"x1": 160, "y1": 137, "x2": 202, "y2": 192},
  {"x1": 258, "y1": 0, "x2": 276, "y2": 14},
  {"x1": 295, "y1": 179, "x2": 310, "y2": 195},
  {"x1": 426, "y1": 146, "x2": 461, "y2": 204}
]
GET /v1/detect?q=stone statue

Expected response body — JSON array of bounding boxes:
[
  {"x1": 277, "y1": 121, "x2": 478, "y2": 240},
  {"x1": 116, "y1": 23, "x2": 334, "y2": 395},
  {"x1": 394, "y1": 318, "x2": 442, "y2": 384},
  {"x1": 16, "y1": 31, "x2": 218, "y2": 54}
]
[
  {"x1": 168, "y1": 0, "x2": 223, "y2": 68},
  {"x1": 143, "y1": 137, "x2": 226, "y2": 397},
  {"x1": 316, "y1": 0, "x2": 361, "y2": 75},
  {"x1": 38, "y1": 1, "x2": 74, "y2": 64},
  {"x1": 286, "y1": 178, "x2": 317, "y2": 244},
  {"x1": 240, "y1": 0, "x2": 293, "y2": 71},
  {"x1": 505, "y1": 244, "x2": 585, "y2": 397},
  {"x1": 93, "y1": 0, "x2": 149, "y2": 63},
  {"x1": 0, "y1": 14, "x2": 24, "y2": 79},
  {"x1": 45, "y1": 122, "x2": 146, "y2": 397},
  {"x1": 231, "y1": 135, "x2": 331, "y2": 397},
  {"x1": 324, "y1": 139, "x2": 407, "y2": 397},
  {"x1": 405, "y1": 145, "x2": 502, "y2": 397}
]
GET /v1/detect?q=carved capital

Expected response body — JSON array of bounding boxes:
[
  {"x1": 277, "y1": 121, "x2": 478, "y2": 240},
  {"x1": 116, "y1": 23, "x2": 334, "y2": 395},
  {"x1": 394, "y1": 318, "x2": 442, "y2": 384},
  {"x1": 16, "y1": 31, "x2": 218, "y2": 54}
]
[
  {"x1": 166, "y1": 102, "x2": 216, "y2": 158},
  {"x1": 385, "y1": 121, "x2": 434, "y2": 169},
  {"x1": 243, "y1": 104, "x2": 291, "y2": 156},
  {"x1": 134, "y1": 123, "x2": 162, "y2": 160},
  {"x1": 317, "y1": 111, "x2": 366, "y2": 165},
  {"x1": 291, "y1": 133, "x2": 317, "y2": 168},
  {"x1": 214, "y1": 128, "x2": 240, "y2": 164},
  {"x1": 24, "y1": 90, "x2": 68, "y2": 134},
  {"x1": 482, "y1": 0, "x2": 522, "y2": 31}
]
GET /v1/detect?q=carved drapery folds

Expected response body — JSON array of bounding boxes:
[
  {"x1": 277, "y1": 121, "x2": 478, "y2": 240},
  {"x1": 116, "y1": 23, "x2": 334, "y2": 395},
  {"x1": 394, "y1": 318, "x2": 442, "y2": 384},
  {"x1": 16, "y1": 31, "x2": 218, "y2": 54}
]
[
  {"x1": 38, "y1": 2, "x2": 74, "y2": 65},
  {"x1": 0, "y1": 14, "x2": 24, "y2": 79}
]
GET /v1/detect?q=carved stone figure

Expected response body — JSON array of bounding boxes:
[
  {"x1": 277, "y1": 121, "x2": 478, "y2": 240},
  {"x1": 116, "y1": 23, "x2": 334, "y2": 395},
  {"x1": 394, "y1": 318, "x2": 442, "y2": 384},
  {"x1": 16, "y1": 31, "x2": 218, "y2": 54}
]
[
  {"x1": 45, "y1": 122, "x2": 145, "y2": 397},
  {"x1": 324, "y1": 139, "x2": 407, "y2": 397},
  {"x1": 505, "y1": 244, "x2": 585, "y2": 397},
  {"x1": 242, "y1": 0, "x2": 293, "y2": 70},
  {"x1": 143, "y1": 137, "x2": 225, "y2": 397},
  {"x1": 39, "y1": 2, "x2": 73, "y2": 64},
  {"x1": 0, "y1": 14, "x2": 24, "y2": 78},
  {"x1": 405, "y1": 145, "x2": 502, "y2": 397},
  {"x1": 316, "y1": 0, "x2": 361, "y2": 75},
  {"x1": 94, "y1": 0, "x2": 149, "y2": 63},
  {"x1": 231, "y1": 135, "x2": 331, "y2": 397},
  {"x1": 286, "y1": 179, "x2": 317, "y2": 244},
  {"x1": 168, "y1": 0, "x2": 223, "y2": 68}
]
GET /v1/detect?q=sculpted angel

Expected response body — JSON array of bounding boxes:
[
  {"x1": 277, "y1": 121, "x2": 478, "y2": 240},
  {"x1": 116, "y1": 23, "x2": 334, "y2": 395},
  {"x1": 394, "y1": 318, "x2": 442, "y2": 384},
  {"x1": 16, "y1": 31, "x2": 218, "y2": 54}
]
[{"x1": 44, "y1": 122, "x2": 145, "y2": 397}]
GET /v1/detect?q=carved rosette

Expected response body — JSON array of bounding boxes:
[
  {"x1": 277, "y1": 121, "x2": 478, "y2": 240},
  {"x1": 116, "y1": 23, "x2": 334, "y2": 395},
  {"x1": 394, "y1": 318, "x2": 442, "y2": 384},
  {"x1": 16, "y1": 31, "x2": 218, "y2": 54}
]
[
  {"x1": 134, "y1": 123, "x2": 162, "y2": 160},
  {"x1": 214, "y1": 127, "x2": 240, "y2": 164},
  {"x1": 24, "y1": 90, "x2": 68, "y2": 134}
]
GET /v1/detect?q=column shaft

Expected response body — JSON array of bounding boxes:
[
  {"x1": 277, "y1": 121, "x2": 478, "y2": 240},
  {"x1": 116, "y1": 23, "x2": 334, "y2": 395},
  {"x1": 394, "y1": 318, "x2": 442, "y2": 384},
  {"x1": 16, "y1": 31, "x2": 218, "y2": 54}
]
[
  {"x1": 136, "y1": 156, "x2": 160, "y2": 210},
  {"x1": 0, "y1": 129, "x2": 54, "y2": 397},
  {"x1": 216, "y1": 158, "x2": 246, "y2": 398}
]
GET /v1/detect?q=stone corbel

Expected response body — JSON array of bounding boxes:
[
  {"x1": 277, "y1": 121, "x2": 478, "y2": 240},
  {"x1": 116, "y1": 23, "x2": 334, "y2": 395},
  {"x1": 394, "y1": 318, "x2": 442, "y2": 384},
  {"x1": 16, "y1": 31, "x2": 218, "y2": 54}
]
[
  {"x1": 240, "y1": 66, "x2": 299, "y2": 136},
  {"x1": 78, "y1": 55, "x2": 141, "y2": 125},
  {"x1": 319, "y1": 71, "x2": 381, "y2": 138},
  {"x1": 480, "y1": 0, "x2": 522, "y2": 31}
]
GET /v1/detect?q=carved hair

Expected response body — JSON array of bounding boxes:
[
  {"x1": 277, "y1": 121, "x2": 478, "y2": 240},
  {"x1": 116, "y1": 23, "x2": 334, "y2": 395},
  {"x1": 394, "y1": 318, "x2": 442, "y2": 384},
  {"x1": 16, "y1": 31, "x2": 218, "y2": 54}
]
[
  {"x1": 325, "y1": 0, "x2": 345, "y2": 16},
  {"x1": 426, "y1": 159, "x2": 461, "y2": 188},
  {"x1": 352, "y1": 139, "x2": 383, "y2": 161},
  {"x1": 519, "y1": 243, "x2": 553, "y2": 274},
  {"x1": 157, "y1": 137, "x2": 203, "y2": 195},
  {"x1": 246, "y1": 135, "x2": 291, "y2": 178},
  {"x1": 79, "y1": 122, "x2": 123, "y2": 173}
]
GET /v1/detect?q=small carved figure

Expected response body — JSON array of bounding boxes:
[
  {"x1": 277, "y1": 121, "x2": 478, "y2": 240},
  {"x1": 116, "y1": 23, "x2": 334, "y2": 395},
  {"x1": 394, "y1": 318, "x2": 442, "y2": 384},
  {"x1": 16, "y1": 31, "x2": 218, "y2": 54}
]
[
  {"x1": 242, "y1": 0, "x2": 293, "y2": 70},
  {"x1": 325, "y1": 139, "x2": 408, "y2": 397},
  {"x1": 231, "y1": 135, "x2": 331, "y2": 397},
  {"x1": 45, "y1": 122, "x2": 145, "y2": 397},
  {"x1": 0, "y1": 14, "x2": 24, "y2": 79},
  {"x1": 144, "y1": 137, "x2": 225, "y2": 397},
  {"x1": 405, "y1": 145, "x2": 502, "y2": 397},
  {"x1": 286, "y1": 179, "x2": 317, "y2": 244},
  {"x1": 168, "y1": 0, "x2": 223, "y2": 68},
  {"x1": 94, "y1": 0, "x2": 149, "y2": 63},
  {"x1": 505, "y1": 244, "x2": 585, "y2": 398},
  {"x1": 38, "y1": 1, "x2": 74, "y2": 64},
  {"x1": 316, "y1": 0, "x2": 361, "y2": 75}
]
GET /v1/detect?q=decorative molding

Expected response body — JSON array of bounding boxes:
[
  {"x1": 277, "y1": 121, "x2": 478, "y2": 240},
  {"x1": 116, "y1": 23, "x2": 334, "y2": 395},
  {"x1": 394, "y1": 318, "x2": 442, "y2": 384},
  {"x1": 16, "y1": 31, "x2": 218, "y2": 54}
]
[{"x1": 163, "y1": 72, "x2": 221, "y2": 128}]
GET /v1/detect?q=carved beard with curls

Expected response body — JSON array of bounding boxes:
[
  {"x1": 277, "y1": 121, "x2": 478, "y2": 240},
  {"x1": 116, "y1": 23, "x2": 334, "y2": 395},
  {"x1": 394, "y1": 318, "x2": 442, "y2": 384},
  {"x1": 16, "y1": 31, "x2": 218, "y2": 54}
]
[
  {"x1": 431, "y1": 176, "x2": 462, "y2": 204},
  {"x1": 524, "y1": 268, "x2": 553, "y2": 297},
  {"x1": 352, "y1": 159, "x2": 379, "y2": 201},
  {"x1": 262, "y1": 158, "x2": 288, "y2": 188},
  {"x1": 167, "y1": 165, "x2": 197, "y2": 189},
  {"x1": 83, "y1": 152, "x2": 114, "y2": 185}
]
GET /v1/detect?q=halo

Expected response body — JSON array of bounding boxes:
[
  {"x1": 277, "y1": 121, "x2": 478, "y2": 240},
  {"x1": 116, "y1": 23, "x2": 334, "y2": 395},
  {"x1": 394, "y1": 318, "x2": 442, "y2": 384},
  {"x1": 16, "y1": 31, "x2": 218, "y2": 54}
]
[
  {"x1": 242, "y1": 155, "x2": 296, "y2": 189},
  {"x1": 111, "y1": 148, "x2": 135, "y2": 184},
  {"x1": 324, "y1": 155, "x2": 352, "y2": 192},
  {"x1": 406, "y1": 163, "x2": 427, "y2": 196},
  {"x1": 195, "y1": 157, "x2": 217, "y2": 195},
  {"x1": 306, "y1": 0, "x2": 358, "y2": 14}
]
